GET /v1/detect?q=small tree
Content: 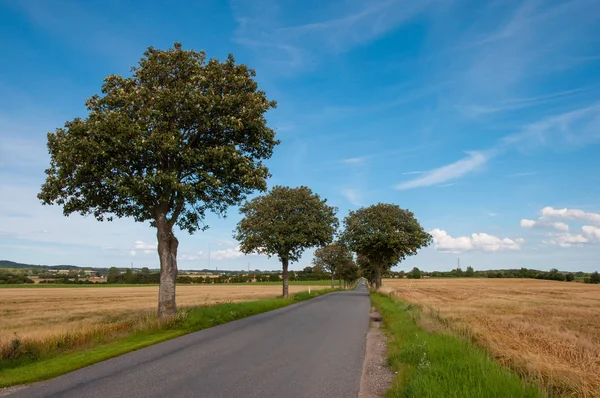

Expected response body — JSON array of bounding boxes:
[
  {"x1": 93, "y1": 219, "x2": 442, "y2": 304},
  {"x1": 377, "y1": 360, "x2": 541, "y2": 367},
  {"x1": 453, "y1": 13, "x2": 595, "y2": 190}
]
[
  {"x1": 341, "y1": 203, "x2": 431, "y2": 290},
  {"x1": 38, "y1": 43, "x2": 278, "y2": 319},
  {"x1": 566, "y1": 272, "x2": 575, "y2": 282},
  {"x1": 408, "y1": 267, "x2": 422, "y2": 279},
  {"x1": 107, "y1": 267, "x2": 122, "y2": 284},
  {"x1": 465, "y1": 266, "x2": 475, "y2": 277},
  {"x1": 313, "y1": 242, "x2": 354, "y2": 288},
  {"x1": 590, "y1": 271, "x2": 600, "y2": 284},
  {"x1": 235, "y1": 186, "x2": 338, "y2": 297}
]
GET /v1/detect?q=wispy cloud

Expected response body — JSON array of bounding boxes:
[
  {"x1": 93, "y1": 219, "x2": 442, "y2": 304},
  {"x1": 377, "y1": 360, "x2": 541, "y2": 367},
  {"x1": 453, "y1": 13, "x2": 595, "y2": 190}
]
[
  {"x1": 439, "y1": 0, "x2": 600, "y2": 121},
  {"x1": 230, "y1": 0, "x2": 435, "y2": 70},
  {"x1": 340, "y1": 188, "x2": 364, "y2": 206},
  {"x1": 503, "y1": 103, "x2": 600, "y2": 148},
  {"x1": 396, "y1": 151, "x2": 490, "y2": 190},
  {"x1": 274, "y1": 1, "x2": 432, "y2": 52},
  {"x1": 402, "y1": 171, "x2": 425, "y2": 175},
  {"x1": 457, "y1": 87, "x2": 593, "y2": 117},
  {"x1": 336, "y1": 143, "x2": 439, "y2": 167},
  {"x1": 396, "y1": 98, "x2": 600, "y2": 189},
  {"x1": 506, "y1": 171, "x2": 537, "y2": 178},
  {"x1": 342, "y1": 157, "x2": 365, "y2": 164},
  {"x1": 7, "y1": 1, "x2": 143, "y2": 64}
]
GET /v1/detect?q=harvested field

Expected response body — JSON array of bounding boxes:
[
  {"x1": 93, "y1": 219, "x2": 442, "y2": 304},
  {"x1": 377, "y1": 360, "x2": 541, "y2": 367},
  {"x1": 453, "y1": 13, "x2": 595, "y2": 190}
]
[
  {"x1": 382, "y1": 278, "x2": 600, "y2": 397},
  {"x1": 0, "y1": 284, "x2": 320, "y2": 343}
]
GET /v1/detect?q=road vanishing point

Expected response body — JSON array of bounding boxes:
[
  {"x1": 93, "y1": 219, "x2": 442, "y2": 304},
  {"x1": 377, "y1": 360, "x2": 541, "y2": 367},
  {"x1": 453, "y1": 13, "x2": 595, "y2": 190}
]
[{"x1": 11, "y1": 284, "x2": 371, "y2": 398}]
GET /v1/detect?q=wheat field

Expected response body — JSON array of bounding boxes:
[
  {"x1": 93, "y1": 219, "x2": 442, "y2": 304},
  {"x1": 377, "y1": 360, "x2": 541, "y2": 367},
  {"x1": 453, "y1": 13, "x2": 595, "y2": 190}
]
[
  {"x1": 382, "y1": 278, "x2": 600, "y2": 397},
  {"x1": 0, "y1": 284, "x2": 318, "y2": 343}
]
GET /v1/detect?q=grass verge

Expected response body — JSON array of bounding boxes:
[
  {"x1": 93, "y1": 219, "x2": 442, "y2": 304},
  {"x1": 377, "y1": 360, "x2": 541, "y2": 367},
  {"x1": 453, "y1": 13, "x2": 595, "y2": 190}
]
[
  {"x1": 0, "y1": 288, "x2": 339, "y2": 387},
  {"x1": 371, "y1": 293, "x2": 545, "y2": 398}
]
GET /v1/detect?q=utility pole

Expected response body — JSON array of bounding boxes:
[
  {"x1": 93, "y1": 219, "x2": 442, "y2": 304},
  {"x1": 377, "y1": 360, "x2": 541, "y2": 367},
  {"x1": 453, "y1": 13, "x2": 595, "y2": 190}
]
[{"x1": 458, "y1": 257, "x2": 460, "y2": 269}]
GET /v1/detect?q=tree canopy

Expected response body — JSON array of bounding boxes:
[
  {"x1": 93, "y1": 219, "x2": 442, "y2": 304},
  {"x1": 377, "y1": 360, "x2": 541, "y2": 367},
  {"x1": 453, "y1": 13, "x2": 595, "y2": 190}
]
[
  {"x1": 313, "y1": 241, "x2": 354, "y2": 288},
  {"x1": 234, "y1": 185, "x2": 338, "y2": 297},
  {"x1": 341, "y1": 203, "x2": 431, "y2": 290},
  {"x1": 38, "y1": 43, "x2": 278, "y2": 318}
]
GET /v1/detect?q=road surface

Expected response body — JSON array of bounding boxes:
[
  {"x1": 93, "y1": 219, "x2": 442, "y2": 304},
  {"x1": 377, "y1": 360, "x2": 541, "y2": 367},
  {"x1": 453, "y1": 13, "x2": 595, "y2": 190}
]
[{"x1": 11, "y1": 285, "x2": 370, "y2": 398}]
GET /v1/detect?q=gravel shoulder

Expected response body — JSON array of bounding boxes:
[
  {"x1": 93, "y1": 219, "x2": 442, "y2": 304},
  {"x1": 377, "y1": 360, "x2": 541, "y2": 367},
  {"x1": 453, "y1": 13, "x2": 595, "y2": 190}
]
[{"x1": 358, "y1": 307, "x2": 394, "y2": 398}]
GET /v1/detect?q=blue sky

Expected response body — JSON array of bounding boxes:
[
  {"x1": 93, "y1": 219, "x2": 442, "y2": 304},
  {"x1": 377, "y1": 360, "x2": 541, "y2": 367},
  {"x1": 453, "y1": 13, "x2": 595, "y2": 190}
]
[{"x1": 1, "y1": 0, "x2": 600, "y2": 272}]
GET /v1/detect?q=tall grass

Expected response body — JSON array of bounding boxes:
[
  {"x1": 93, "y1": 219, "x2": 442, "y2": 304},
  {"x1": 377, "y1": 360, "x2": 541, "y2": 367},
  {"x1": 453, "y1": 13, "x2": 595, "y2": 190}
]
[
  {"x1": 0, "y1": 288, "x2": 338, "y2": 387},
  {"x1": 371, "y1": 293, "x2": 544, "y2": 398}
]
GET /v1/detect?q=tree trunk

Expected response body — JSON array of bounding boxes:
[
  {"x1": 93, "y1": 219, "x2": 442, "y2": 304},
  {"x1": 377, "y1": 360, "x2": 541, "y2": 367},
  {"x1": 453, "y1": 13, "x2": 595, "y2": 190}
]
[
  {"x1": 330, "y1": 271, "x2": 335, "y2": 289},
  {"x1": 157, "y1": 213, "x2": 179, "y2": 319},
  {"x1": 374, "y1": 266, "x2": 382, "y2": 291},
  {"x1": 282, "y1": 257, "x2": 289, "y2": 298}
]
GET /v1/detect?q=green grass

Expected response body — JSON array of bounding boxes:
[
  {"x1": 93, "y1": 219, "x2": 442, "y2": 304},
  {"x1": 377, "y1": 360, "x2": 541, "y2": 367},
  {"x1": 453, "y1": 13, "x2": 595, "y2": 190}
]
[
  {"x1": 0, "y1": 288, "x2": 339, "y2": 387},
  {"x1": 371, "y1": 293, "x2": 545, "y2": 398}
]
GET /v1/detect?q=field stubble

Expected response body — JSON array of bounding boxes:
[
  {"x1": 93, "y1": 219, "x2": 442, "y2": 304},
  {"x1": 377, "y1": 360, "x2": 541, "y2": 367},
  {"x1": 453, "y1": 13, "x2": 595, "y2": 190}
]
[
  {"x1": 382, "y1": 278, "x2": 600, "y2": 397},
  {"x1": 0, "y1": 284, "x2": 319, "y2": 343}
]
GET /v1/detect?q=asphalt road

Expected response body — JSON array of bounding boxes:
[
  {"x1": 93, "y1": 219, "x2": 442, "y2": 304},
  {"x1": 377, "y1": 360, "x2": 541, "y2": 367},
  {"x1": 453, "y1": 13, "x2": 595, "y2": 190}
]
[{"x1": 11, "y1": 285, "x2": 370, "y2": 398}]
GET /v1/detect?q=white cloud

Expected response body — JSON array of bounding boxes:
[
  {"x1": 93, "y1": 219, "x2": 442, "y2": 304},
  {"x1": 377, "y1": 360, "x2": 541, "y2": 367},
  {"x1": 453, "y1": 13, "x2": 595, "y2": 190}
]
[
  {"x1": 430, "y1": 229, "x2": 472, "y2": 253},
  {"x1": 430, "y1": 229, "x2": 524, "y2": 254},
  {"x1": 180, "y1": 251, "x2": 204, "y2": 261},
  {"x1": 215, "y1": 240, "x2": 237, "y2": 248},
  {"x1": 129, "y1": 250, "x2": 136, "y2": 257},
  {"x1": 520, "y1": 219, "x2": 536, "y2": 228},
  {"x1": 133, "y1": 240, "x2": 157, "y2": 254},
  {"x1": 543, "y1": 233, "x2": 589, "y2": 248},
  {"x1": 396, "y1": 151, "x2": 489, "y2": 190},
  {"x1": 582, "y1": 225, "x2": 600, "y2": 241},
  {"x1": 540, "y1": 207, "x2": 600, "y2": 226},
  {"x1": 524, "y1": 207, "x2": 600, "y2": 247},
  {"x1": 211, "y1": 246, "x2": 247, "y2": 260},
  {"x1": 520, "y1": 219, "x2": 569, "y2": 232}
]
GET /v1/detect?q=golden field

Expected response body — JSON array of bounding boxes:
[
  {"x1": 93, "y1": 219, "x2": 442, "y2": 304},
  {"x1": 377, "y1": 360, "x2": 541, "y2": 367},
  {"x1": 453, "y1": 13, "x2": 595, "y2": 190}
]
[
  {"x1": 382, "y1": 278, "x2": 600, "y2": 397},
  {"x1": 0, "y1": 284, "x2": 317, "y2": 343}
]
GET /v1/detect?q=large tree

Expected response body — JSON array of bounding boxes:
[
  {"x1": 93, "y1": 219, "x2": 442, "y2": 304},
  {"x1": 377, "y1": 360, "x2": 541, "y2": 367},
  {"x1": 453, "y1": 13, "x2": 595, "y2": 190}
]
[
  {"x1": 341, "y1": 203, "x2": 432, "y2": 290},
  {"x1": 38, "y1": 43, "x2": 278, "y2": 318},
  {"x1": 234, "y1": 186, "x2": 338, "y2": 297},
  {"x1": 313, "y1": 241, "x2": 354, "y2": 288}
]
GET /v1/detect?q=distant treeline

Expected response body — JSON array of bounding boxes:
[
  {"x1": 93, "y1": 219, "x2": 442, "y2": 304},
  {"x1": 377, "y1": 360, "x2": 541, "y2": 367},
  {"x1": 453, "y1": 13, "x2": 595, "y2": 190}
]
[
  {"x1": 388, "y1": 267, "x2": 600, "y2": 284},
  {"x1": 3, "y1": 260, "x2": 599, "y2": 285},
  {"x1": 105, "y1": 267, "x2": 331, "y2": 284},
  {"x1": 0, "y1": 271, "x2": 34, "y2": 284}
]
